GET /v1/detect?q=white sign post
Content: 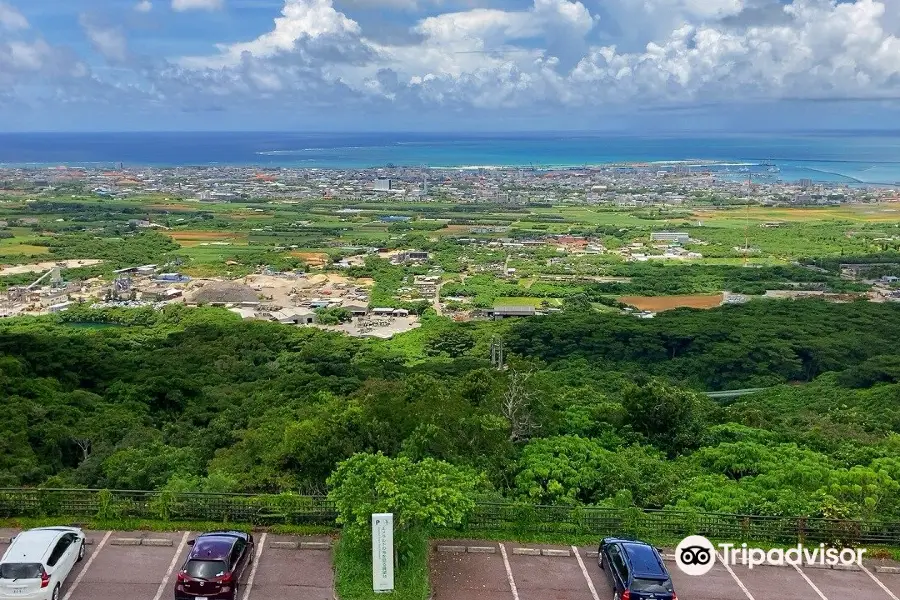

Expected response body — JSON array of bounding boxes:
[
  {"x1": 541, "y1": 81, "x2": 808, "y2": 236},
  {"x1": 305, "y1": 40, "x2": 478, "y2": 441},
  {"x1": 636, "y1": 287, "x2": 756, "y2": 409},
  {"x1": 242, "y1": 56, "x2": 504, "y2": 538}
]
[{"x1": 372, "y1": 513, "x2": 395, "y2": 593}]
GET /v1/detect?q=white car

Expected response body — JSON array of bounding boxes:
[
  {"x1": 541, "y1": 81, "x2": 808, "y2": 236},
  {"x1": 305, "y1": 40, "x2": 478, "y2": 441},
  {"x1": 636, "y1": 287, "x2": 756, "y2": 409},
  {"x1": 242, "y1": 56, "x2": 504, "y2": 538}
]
[{"x1": 0, "y1": 527, "x2": 85, "y2": 600}]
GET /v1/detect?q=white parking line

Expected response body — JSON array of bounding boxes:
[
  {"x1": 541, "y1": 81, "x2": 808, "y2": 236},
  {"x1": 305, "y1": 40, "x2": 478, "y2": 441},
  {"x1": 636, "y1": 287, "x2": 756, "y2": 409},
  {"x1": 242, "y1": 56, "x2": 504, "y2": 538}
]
[
  {"x1": 151, "y1": 531, "x2": 190, "y2": 600},
  {"x1": 792, "y1": 564, "x2": 829, "y2": 600},
  {"x1": 861, "y1": 564, "x2": 900, "y2": 600},
  {"x1": 239, "y1": 532, "x2": 266, "y2": 600},
  {"x1": 572, "y1": 546, "x2": 600, "y2": 600},
  {"x1": 62, "y1": 530, "x2": 112, "y2": 600},
  {"x1": 498, "y1": 543, "x2": 520, "y2": 600},
  {"x1": 716, "y1": 551, "x2": 757, "y2": 600}
]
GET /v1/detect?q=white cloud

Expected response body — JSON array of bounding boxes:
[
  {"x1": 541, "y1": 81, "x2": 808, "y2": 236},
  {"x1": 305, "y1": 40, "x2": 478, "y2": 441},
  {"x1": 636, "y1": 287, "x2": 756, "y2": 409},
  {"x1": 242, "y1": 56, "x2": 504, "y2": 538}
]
[
  {"x1": 6, "y1": 0, "x2": 900, "y2": 121},
  {"x1": 0, "y1": 1, "x2": 29, "y2": 30},
  {"x1": 79, "y1": 16, "x2": 129, "y2": 64},
  {"x1": 180, "y1": 0, "x2": 363, "y2": 68},
  {"x1": 339, "y1": 0, "x2": 417, "y2": 8},
  {"x1": 172, "y1": 0, "x2": 223, "y2": 11},
  {"x1": 135, "y1": 0, "x2": 153, "y2": 12}
]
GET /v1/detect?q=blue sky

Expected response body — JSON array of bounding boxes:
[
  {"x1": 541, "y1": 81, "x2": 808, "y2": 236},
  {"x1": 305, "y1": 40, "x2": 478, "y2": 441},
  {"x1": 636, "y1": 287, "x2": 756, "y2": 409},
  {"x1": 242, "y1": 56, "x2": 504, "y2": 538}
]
[{"x1": 1, "y1": 0, "x2": 899, "y2": 131}]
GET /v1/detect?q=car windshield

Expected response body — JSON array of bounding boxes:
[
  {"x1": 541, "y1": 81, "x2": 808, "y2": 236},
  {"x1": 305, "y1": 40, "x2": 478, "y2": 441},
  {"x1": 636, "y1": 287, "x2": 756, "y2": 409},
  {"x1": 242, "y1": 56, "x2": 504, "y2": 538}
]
[
  {"x1": 0, "y1": 563, "x2": 43, "y2": 580},
  {"x1": 632, "y1": 577, "x2": 674, "y2": 593},
  {"x1": 185, "y1": 560, "x2": 227, "y2": 580}
]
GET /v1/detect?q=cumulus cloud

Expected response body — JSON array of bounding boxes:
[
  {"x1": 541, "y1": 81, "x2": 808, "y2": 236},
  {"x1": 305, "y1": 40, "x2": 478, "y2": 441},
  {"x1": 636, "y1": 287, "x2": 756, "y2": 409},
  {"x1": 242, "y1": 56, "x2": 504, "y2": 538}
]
[
  {"x1": 172, "y1": 0, "x2": 223, "y2": 12},
  {"x1": 135, "y1": 1, "x2": 153, "y2": 12},
  {"x1": 4, "y1": 0, "x2": 900, "y2": 123},
  {"x1": 180, "y1": 0, "x2": 365, "y2": 68},
  {"x1": 0, "y1": 1, "x2": 28, "y2": 30},
  {"x1": 79, "y1": 15, "x2": 129, "y2": 64}
]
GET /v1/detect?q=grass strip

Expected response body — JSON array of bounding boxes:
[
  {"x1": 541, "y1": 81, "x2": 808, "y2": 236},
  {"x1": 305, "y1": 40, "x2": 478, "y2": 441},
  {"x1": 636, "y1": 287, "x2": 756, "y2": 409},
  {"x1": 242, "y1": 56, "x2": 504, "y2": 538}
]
[{"x1": 334, "y1": 531, "x2": 430, "y2": 600}]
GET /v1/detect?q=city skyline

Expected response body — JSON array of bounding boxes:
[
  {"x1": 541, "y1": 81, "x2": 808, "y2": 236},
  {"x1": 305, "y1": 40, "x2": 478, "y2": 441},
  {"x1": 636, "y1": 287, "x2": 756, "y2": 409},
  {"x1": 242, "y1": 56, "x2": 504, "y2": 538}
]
[{"x1": 1, "y1": 0, "x2": 899, "y2": 131}]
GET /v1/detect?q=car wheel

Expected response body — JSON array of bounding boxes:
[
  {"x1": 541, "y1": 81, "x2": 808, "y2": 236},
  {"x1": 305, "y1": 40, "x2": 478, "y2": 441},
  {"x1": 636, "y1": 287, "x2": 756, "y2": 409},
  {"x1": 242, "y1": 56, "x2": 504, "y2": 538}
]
[
  {"x1": 77, "y1": 541, "x2": 86, "y2": 561},
  {"x1": 232, "y1": 581, "x2": 240, "y2": 600},
  {"x1": 613, "y1": 592, "x2": 620, "y2": 600},
  {"x1": 52, "y1": 584, "x2": 60, "y2": 600}
]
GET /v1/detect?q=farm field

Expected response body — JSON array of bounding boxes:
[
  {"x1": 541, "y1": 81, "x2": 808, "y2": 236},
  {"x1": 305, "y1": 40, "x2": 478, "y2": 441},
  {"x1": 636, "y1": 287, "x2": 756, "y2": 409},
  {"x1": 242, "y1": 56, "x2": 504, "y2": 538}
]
[
  {"x1": 495, "y1": 296, "x2": 563, "y2": 307},
  {"x1": 618, "y1": 293, "x2": 725, "y2": 311},
  {"x1": 168, "y1": 229, "x2": 248, "y2": 247}
]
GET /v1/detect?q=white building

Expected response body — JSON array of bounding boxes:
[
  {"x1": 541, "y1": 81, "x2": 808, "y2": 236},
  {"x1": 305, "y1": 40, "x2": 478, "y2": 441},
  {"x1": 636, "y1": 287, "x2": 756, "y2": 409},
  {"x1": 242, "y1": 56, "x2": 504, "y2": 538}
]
[{"x1": 650, "y1": 232, "x2": 690, "y2": 244}]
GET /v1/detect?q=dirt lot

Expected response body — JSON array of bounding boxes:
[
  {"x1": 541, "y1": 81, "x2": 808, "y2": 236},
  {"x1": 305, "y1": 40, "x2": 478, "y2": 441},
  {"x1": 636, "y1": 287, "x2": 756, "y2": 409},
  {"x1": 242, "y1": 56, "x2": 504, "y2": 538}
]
[
  {"x1": 0, "y1": 259, "x2": 103, "y2": 275},
  {"x1": 290, "y1": 252, "x2": 330, "y2": 267},
  {"x1": 619, "y1": 293, "x2": 724, "y2": 311}
]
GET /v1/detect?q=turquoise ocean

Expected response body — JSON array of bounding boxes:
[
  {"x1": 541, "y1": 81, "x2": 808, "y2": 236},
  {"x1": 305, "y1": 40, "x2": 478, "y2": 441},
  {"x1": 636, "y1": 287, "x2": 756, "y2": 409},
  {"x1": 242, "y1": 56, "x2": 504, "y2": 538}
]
[{"x1": 1, "y1": 131, "x2": 900, "y2": 185}]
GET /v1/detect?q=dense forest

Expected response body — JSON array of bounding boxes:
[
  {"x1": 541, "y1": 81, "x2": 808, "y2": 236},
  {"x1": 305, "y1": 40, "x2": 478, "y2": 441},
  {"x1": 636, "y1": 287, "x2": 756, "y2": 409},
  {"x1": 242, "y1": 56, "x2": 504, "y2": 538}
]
[{"x1": 2, "y1": 300, "x2": 900, "y2": 522}]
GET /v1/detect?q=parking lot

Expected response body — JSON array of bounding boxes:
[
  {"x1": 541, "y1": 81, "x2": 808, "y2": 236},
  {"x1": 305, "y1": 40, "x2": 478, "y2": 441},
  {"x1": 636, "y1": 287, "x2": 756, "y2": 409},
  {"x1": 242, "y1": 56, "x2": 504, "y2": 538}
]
[
  {"x1": 0, "y1": 529, "x2": 333, "y2": 600},
  {"x1": 431, "y1": 541, "x2": 900, "y2": 600}
]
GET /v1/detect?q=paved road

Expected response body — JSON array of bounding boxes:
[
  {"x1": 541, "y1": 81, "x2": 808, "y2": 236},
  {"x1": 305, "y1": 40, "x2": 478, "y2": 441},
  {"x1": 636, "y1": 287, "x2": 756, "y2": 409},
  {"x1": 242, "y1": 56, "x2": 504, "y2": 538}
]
[
  {"x1": 431, "y1": 540, "x2": 900, "y2": 600},
  {"x1": 0, "y1": 529, "x2": 333, "y2": 600}
]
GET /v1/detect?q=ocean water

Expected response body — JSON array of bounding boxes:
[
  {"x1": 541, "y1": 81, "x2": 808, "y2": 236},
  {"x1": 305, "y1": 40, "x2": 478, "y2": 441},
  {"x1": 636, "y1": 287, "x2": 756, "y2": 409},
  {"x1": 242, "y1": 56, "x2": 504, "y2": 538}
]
[{"x1": 1, "y1": 131, "x2": 900, "y2": 184}]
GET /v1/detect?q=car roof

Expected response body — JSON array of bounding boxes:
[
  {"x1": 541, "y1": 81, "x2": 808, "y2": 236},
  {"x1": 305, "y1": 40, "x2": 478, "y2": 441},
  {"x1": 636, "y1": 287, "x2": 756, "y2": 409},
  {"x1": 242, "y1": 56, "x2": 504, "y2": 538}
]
[
  {"x1": 621, "y1": 542, "x2": 668, "y2": 579},
  {"x1": 189, "y1": 535, "x2": 239, "y2": 561},
  {"x1": 3, "y1": 530, "x2": 65, "y2": 563}
]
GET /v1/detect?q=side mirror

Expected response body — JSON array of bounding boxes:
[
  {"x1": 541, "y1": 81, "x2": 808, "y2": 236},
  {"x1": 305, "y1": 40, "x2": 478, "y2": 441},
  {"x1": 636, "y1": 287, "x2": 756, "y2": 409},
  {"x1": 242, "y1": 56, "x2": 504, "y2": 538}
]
[{"x1": 187, "y1": 540, "x2": 195, "y2": 546}]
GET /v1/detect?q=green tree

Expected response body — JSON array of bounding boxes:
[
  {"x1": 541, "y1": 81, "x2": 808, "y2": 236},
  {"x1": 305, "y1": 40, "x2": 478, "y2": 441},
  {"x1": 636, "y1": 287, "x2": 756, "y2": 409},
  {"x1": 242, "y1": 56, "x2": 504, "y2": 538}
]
[
  {"x1": 327, "y1": 453, "x2": 481, "y2": 562},
  {"x1": 425, "y1": 329, "x2": 476, "y2": 358},
  {"x1": 622, "y1": 379, "x2": 713, "y2": 456},
  {"x1": 315, "y1": 307, "x2": 352, "y2": 325}
]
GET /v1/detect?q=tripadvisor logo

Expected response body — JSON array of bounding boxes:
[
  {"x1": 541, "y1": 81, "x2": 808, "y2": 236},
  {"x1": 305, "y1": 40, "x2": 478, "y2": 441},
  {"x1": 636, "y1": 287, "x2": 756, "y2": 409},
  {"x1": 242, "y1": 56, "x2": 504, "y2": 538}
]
[{"x1": 675, "y1": 535, "x2": 866, "y2": 575}]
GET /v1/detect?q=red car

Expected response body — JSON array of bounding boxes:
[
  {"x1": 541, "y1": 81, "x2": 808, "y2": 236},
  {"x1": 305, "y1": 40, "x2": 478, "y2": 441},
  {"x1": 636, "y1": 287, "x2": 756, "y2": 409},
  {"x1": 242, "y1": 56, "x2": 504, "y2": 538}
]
[{"x1": 174, "y1": 531, "x2": 254, "y2": 600}]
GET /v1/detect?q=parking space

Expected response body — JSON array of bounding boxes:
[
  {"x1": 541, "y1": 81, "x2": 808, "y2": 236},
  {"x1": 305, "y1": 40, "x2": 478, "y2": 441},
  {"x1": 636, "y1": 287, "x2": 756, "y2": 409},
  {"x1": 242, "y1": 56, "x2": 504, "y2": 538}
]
[
  {"x1": 431, "y1": 541, "x2": 512, "y2": 600},
  {"x1": 430, "y1": 540, "x2": 900, "y2": 600},
  {"x1": 669, "y1": 561, "x2": 748, "y2": 600},
  {"x1": 871, "y1": 570, "x2": 900, "y2": 598},
  {"x1": 801, "y1": 566, "x2": 896, "y2": 600},
  {"x1": 507, "y1": 545, "x2": 593, "y2": 600},
  {"x1": 246, "y1": 534, "x2": 333, "y2": 600},
  {"x1": 726, "y1": 563, "x2": 819, "y2": 600},
  {"x1": 0, "y1": 528, "x2": 334, "y2": 600},
  {"x1": 66, "y1": 531, "x2": 184, "y2": 600}
]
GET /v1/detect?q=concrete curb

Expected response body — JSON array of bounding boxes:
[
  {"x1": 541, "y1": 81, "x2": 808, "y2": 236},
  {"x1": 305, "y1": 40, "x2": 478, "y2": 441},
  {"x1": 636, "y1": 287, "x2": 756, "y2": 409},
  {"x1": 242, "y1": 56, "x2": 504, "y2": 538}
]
[
  {"x1": 142, "y1": 538, "x2": 173, "y2": 547},
  {"x1": 832, "y1": 564, "x2": 861, "y2": 571},
  {"x1": 542, "y1": 549, "x2": 571, "y2": 557},
  {"x1": 876, "y1": 566, "x2": 900, "y2": 574},
  {"x1": 0, "y1": 537, "x2": 11, "y2": 545},
  {"x1": 805, "y1": 563, "x2": 832, "y2": 569},
  {"x1": 110, "y1": 538, "x2": 141, "y2": 546},
  {"x1": 301, "y1": 541, "x2": 332, "y2": 550},
  {"x1": 467, "y1": 546, "x2": 496, "y2": 554},
  {"x1": 585, "y1": 551, "x2": 598, "y2": 558},
  {"x1": 83, "y1": 538, "x2": 95, "y2": 545},
  {"x1": 662, "y1": 554, "x2": 677, "y2": 562},
  {"x1": 436, "y1": 545, "x2": 466, "y2": 553},
  {"x1": 512, "y1": 548, "x2": 541, "y2": 556},
  {"x1": 270, "y1": 541, "x2": 299, "y2": 550}
]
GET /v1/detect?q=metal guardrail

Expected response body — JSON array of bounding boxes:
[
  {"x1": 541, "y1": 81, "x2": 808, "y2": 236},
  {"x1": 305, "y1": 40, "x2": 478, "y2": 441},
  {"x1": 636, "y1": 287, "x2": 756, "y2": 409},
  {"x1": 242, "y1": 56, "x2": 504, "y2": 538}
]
[
  {"x1": 705, "y1": 387, "x2": 770, "y2": 399},
  {"x1": 1, "y1": 488, "x2": 898, "y2": 546}
]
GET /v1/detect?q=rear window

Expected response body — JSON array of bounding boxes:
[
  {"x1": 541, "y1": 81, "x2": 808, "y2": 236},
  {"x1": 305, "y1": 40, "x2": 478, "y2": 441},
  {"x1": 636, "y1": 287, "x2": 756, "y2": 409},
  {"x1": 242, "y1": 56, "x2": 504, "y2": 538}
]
[
  {"x1": 632, "y1": 577, "x2": 674, "y2": 593},
  {"x1": 0, "y1": 563, "x2": 43, "y2": 580},
  {"x1": 185, "y1": 560, "x2": 227, "y2": 580}
]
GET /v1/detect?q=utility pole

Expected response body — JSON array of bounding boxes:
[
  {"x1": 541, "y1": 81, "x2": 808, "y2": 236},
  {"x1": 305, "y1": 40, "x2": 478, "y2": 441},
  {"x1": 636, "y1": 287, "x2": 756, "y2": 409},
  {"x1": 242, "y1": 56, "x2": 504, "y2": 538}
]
[{"x1": 490, "y1": 337, "x2": 505, "y2": 370}]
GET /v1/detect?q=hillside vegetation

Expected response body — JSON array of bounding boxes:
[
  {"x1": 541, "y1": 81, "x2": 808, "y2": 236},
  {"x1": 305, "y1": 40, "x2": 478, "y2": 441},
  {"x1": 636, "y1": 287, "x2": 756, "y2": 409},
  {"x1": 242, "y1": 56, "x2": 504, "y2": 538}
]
[{"x1": 2, "y1": 300, "x2": 900, "y2": 522}]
